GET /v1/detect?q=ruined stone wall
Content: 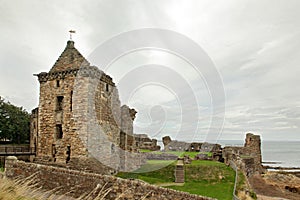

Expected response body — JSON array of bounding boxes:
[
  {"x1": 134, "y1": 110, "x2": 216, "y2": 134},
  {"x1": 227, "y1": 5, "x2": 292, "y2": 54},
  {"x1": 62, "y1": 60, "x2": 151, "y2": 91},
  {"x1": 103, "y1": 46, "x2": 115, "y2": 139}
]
[
  {"x1": 66, "y1": 66, "x2": 143, "y2": 172},
  {"x1": 34, "y1": 156, "x2": 115, "y2": 175},
  {"x1": 162, "y1": 136, "x2": 194, "y2": 152},
  {"x1": 151, "y1": 139, "x2": 160, "y2": 151},
  {"x1": 37, "y1": 70, "x2": 86, "y2": 164},
  {"x1": 244, "y1": 133, "x2": 263, "y2": 173},
  {"x1": 164, "y1": 141, "x2": 190, "y2": 151},
  {"x1": 120, "y1": 105, "x2": 137, "y2": 151},
  {"x1": 95, "y1": 72, "x2": 121, "y2": 145},
  {"x1": 222, "y1": 133, "x2": 264, "y2": 176},
  {"x1": 145, "y1": 153, "x2": 178, "y2": 160},
  {"x1": 73, "y1": 66, "x2": 121, "y2": 171},
  {"x1": 187, "y1": 142, "x2": 202, "y2": 151},
  {"x1": 222, "y1": 146, "x2": 244, "y2": 165},
  {"x1": 162, "y1": 136, "x2": 172, "y2": 146},
  {"x1": 5, "y1": 159, "x2": 214, "y2": 200},
  {"x1": 30, "y1": 108, "x2": 38, "y2": 155},
  {"x1": 135, "y1": 134, "x2": 161, "y2": 151}
]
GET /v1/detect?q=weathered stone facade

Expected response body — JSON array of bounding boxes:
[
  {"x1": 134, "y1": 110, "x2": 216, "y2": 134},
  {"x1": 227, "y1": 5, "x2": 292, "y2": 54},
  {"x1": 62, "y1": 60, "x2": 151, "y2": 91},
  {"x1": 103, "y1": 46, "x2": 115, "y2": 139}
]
[
  {"x1": 5, "y1": 159, "x2": 215, "y2": 200},
  {"x1": 162, "y1": 136, "x2": 190, "y2": 151},
  {"x1": 120, "y1": 105, "x2": 137, "y2": 151},
  {"x1": 31, "y1": 40, "x2": 141, "y2": 173},
  {"x1": 222, "y1": 133, "x2": 264, "y2": 176},
  {"x1": 162, "y1": 136, "x2": 221, "y2": 153},
  {"x1": 29, "y1": 107, "x2": 38, "y2": 161},
  {"x1": 135, "y1": 134, "x2": 160, "y2": 151}
]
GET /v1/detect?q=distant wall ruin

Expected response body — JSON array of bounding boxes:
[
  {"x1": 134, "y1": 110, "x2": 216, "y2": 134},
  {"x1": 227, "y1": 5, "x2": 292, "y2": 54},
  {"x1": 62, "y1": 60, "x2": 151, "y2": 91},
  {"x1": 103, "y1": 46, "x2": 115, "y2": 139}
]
[
  {"x1": 135, "y1": 134, "x2": 160, "y2": 151},
  {"x1": 162, "y1": 136, "x2": 221, "y2": 153},
  {"x1": 222, "y1": 133, "x2": 264, "y2": 176}
]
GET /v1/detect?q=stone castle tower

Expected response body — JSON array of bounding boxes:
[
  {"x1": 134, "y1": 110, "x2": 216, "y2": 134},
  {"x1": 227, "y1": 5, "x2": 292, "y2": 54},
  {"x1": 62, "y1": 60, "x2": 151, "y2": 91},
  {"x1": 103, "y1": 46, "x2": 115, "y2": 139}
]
[
  {"x1": 244, "y1": 133, "x2": 263, "y2": 173},
  {"x1": 31, "y1": 40, "x2": 141, "y2": 173},
  {"x1": 222, "y1": 133, "x2": 264, "y2": 176}
]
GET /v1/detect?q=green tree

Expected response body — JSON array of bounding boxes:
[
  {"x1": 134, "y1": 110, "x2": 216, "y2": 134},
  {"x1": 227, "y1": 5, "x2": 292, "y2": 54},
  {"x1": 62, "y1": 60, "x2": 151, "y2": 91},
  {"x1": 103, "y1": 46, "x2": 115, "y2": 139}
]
[{"x1": 0, "y1": 96, "x2": 30, "y2": 144}]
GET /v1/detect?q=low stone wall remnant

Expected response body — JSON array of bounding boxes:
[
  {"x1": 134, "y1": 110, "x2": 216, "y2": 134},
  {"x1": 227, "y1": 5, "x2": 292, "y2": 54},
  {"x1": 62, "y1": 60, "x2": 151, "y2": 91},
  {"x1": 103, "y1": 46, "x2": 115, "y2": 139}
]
[
  {"x1": 145, "y1": 153, "x2": 178, "y2": 160},
  {"x1": 5, "y1": 158, "x2": 215, "y2": 200}
]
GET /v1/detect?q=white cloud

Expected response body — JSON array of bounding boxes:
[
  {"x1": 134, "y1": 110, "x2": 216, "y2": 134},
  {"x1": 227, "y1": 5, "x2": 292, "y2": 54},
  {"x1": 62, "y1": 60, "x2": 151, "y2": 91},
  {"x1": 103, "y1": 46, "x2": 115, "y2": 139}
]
[{"x1": 0, "y1": 0, "x2": 300, "y2": 141}]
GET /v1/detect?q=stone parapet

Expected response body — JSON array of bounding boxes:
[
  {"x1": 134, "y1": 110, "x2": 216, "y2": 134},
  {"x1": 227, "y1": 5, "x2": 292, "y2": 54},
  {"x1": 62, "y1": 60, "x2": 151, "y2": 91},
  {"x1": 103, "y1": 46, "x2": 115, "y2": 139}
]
[{"x1": 6, "y1": 160, "x2": 214, "y2": 200}]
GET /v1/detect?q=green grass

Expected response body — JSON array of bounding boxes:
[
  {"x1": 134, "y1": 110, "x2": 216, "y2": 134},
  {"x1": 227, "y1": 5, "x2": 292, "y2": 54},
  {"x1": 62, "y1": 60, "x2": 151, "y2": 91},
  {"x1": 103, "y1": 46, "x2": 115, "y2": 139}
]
[
  {"x1": 236, "y1": 171, "x2": 257, "y2": 199},
  {"x1": 164, "y1": 151, "x2": 212, "y2": 158},
  {"x1": 189, "y1": 160, "x2": 220, "y2": 166},
  {"x1": 0, "y1": 167, "x2": 4, "y2": 172},
  {"x1": 139, "y1": 149, "x2": 152, "y2": 153},
  {"x1": 236, "y1": 171, "x2": 246, "y2": 192},
  {"x1": 134, "y1": 160, "x2": 176, "y2": 173},
  {"x1": 118, "y1": 160, "x2": 176, "y2": 184},
  {"x1": 118, "y1": 160, "x2": 235, "y2": 199},
  {"x1": 140, "y1": 150, "x2": 212, "y2": 159},
  {"x1": 168, "y1": 182, "x2": 233, "y2": 200},
  {"x1": 197, "y1": 151, "x2": 213, "y2": 157},
  {"x1": 167, "y1": 160, "x2": 235, "y2": 200}
]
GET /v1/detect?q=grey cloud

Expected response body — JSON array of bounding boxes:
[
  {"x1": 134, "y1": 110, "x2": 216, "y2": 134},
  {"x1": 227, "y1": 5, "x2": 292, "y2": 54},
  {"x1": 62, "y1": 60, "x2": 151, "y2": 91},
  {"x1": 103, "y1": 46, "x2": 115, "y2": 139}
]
[{"x1": 0, "y1": 0, "x2": 299, "y2": 141}]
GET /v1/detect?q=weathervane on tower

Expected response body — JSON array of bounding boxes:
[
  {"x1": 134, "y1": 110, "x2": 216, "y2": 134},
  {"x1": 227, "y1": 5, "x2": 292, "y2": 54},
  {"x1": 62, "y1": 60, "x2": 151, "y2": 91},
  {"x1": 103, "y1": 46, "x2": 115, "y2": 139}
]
[{"x1": 69, "y1": 30, "x2": 76, "y2": 41}]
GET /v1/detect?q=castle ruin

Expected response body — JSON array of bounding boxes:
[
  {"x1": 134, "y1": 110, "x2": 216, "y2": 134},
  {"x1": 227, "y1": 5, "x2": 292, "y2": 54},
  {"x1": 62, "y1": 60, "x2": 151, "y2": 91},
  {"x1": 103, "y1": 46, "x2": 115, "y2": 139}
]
[
  {"x1": 30, "y1": 40, "x2": 142, "y2": 173},
  {"x1": 134, "y1": 134, "x2": 160, "y2": 151},
  {"x1": 223, "y1": 133, "x2": 264, "y2": 176}
]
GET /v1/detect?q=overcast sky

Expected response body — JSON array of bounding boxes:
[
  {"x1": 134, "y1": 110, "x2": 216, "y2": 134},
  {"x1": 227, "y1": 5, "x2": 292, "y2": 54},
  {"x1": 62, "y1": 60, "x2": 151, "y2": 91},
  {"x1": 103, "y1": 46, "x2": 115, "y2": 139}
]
[{"x1": 0, "y1": 0, "x2": 299, "y2": 142}]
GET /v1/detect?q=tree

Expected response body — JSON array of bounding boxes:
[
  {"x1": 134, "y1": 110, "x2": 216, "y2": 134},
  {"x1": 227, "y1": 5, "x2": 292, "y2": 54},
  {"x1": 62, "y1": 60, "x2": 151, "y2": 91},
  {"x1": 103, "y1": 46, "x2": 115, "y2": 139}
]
[{"x1": 0, "y1": 96, "x2": 30, "y2": 144}]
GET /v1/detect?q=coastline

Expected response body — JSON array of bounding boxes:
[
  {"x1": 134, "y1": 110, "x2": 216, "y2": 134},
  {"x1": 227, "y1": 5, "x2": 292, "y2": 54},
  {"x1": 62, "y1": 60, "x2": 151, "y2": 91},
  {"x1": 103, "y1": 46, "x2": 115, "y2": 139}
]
[{"x1": 218, "y1": 140, "x2": 300, "y2": 168}]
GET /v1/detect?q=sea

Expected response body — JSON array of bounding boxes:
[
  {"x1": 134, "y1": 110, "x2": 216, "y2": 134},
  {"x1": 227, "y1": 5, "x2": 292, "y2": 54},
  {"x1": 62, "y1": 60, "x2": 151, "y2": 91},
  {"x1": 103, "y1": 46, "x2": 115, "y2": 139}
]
[
  {"x1": 157, "y1": 140, "x2": 300, "y2": 168},
  {"x1": 219, "y1": 140, "x2": 300, "y2": 168}
]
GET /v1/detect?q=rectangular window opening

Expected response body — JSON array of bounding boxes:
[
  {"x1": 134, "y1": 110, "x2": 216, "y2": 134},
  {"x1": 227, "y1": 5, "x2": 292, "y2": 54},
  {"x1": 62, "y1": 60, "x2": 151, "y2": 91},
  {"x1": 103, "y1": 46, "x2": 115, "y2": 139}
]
[
  {"x1": 66, "y1": 145, "x2": 71, "y2": 163},
  {"x1": 106, "y1": 83, "x2": 109, "y2": 92},
  {"x1": 70, "y1": 91, "x2": 73, "y2": 111},
  {"x1": 57, "y1": 96, "x2": 64, "y2": 111},
  {"x1": 56, "y1": 80, "x2": 60, "y2": 87},
  {"x1": 56, "y1": 124, "x2": 63, "y2": 139}
]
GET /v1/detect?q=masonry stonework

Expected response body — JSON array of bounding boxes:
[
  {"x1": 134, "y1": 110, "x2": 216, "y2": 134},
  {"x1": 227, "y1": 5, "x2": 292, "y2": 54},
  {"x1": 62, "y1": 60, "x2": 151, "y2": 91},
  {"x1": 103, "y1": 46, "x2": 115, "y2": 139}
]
[
  {"x1": 222, "y1": 133, "x2": 264, "y2": 176},
  {"x1": 135, "y1": 134, "x2": 161, "y2": 151},
  {"x1": 5, "y1": 160, "x2": 215, "y2": 200},
  {"x1": 31, "y1": 40, "x2": 141, "y2": 173}
]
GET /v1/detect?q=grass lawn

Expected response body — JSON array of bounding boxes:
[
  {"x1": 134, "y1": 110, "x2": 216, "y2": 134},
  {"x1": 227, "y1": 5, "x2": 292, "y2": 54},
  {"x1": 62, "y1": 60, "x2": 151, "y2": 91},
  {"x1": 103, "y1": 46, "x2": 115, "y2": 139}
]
[
  {"x1": 139, "y1": 149, "x2": 152, "y2": 153},
  {"x1": 167, "y1": 160, "x2": 235, "y2": 200},
  {"x1": 140, "y1": 150, "x2": 212, "y2": 159},
  {"x1": 118, "y1": 160, "x2": 235, "y2": 200},
  {"x1": 118, "y1": 160, "x2": 176, "y2": 184}
]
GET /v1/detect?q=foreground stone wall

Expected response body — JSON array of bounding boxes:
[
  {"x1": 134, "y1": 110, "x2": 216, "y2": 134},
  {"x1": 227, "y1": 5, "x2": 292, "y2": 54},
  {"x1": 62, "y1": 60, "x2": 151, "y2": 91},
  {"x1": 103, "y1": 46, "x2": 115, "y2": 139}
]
[
  {"x1": 34, "y1": 156, "x2": 116, "y2": 175},
  {"x1": 5, "y1": 159, "x2": 214, "y2": 200}
]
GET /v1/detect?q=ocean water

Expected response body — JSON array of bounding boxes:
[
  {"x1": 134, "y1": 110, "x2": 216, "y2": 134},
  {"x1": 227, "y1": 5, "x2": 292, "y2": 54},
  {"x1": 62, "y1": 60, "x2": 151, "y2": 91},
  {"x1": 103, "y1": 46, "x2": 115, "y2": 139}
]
[
  {"x1": 219, "y1": 140, "x2": 300, "y2": 168},
  {"x1": 261, "y1": 141, "x2": 300, "y2": 168},
  {"x1": 158, "y1": 140, "x2": 300, "y2": 168}
]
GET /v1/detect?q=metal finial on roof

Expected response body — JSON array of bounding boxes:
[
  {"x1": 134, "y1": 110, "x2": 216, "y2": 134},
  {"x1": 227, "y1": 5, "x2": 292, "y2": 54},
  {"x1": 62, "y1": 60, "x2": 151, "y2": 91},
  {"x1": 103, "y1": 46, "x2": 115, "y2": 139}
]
[{"x1": 69, "y1": 30, "x2": 76, "y2": 40}]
